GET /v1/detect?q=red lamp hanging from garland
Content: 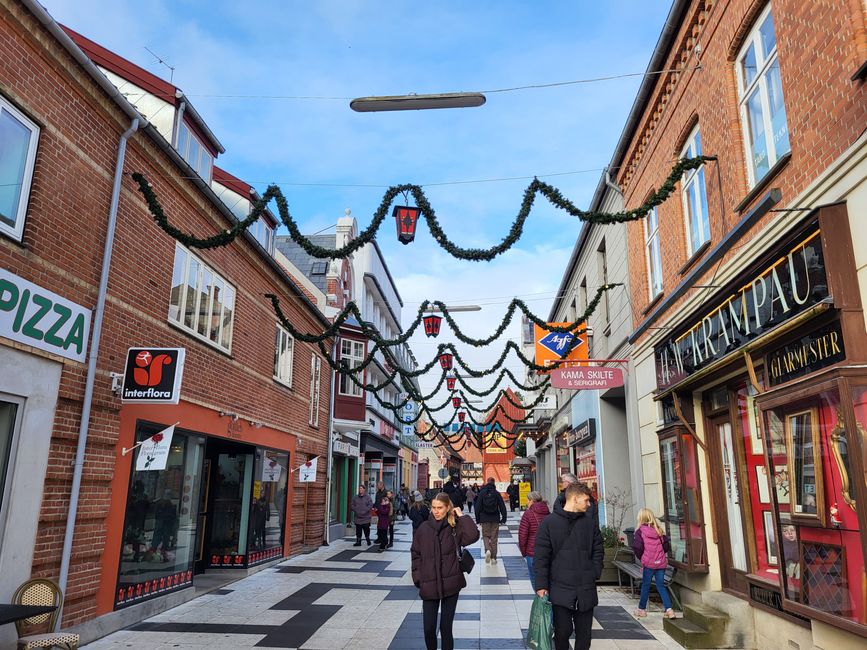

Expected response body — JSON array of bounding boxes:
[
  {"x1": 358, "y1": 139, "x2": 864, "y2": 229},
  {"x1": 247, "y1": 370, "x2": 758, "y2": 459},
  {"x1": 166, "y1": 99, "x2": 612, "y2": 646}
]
[
  {"x1": 438, "y1": 353, "x2": 453, "y2": 370},
  {"x1": 452, "y1": 397, "x2": 461, "y2": 408},
  {"x1": 458, "y1": 411, "x2": 465, "y2": 423},
  {"x1": 446, "y1": 374, "x2": 457, "y2": 391},
  {"x1": 423, "y1": 314, "x2": 442, "y2": 337},
  {"x1": 393, "y1": 205, "x2": 421, "y2": 245}
]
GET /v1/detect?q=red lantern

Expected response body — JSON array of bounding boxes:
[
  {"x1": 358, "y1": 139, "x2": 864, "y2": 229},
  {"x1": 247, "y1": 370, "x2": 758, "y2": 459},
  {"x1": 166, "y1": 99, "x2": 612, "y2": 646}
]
[
  {"x1": 438, "y1": 353, "x2": 453, "y2": 370},
  {"x1": 423, "y1": 314, "x2": 442, "y2": 337},
  {"x1": 446, "y1": 375, "x2": 456, "y2": 391},
  {"x1": 452, "y1": 397, "x2": 461, "y2": 408},
  {"x1": 393, "y1": 205, "x2": 421, "y2": 244},
  {"x1": 458, "y1": 412, "x2": 465, "y2": 422}
]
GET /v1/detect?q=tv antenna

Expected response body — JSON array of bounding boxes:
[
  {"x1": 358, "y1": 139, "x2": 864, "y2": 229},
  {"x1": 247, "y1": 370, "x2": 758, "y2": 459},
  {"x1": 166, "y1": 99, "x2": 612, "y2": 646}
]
[{"x1": 144, "y1": 46, "x2": 175, "y2": 83}]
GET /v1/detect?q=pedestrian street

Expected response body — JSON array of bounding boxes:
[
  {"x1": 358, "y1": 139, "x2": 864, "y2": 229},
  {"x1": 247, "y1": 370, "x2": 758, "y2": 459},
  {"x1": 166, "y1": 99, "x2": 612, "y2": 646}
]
[{"x1": 83, "y1": 511, "x2": 686, "y2": 650}]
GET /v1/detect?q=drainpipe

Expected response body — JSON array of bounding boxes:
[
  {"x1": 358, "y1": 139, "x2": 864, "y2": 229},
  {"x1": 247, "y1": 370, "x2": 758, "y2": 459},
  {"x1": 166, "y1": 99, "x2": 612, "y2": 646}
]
[
  {"x1": 56, "y1": 117, "x2": 140, "y2": 629},
  {"x1": 603, "y1": 166, "x2": 623, "y2": 196},
  {"x1": 322, "y1": 334, "x2": 339, "y2": 544}
]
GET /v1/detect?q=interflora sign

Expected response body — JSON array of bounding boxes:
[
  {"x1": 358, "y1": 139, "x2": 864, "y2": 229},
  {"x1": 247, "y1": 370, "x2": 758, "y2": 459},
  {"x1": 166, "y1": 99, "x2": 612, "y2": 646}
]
[
  {"x1": 122, "y1": 348, "x2": 186, "y2": 403},
  {"x1": 534, "y1": 322, "x2": 588, "y2": 370},
  {"x1": 0, "y1": 268, "x2": 92, "y2": 362},
  {"x1": 654, "y1": 227, "x2": 828, "y2": 391},
  {"x1": 551, "y1": 367, "x2": 623, "y2": 390}
]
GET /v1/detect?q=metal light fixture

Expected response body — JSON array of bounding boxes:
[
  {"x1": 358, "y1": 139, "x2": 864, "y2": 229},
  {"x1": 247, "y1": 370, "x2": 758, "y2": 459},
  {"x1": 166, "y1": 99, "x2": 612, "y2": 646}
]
[
  {"x1": 458, "y1": 411, "x2": 466, "y2": 423},
  {"x1": 452, "y1": 397, "x2": 461, "y2": 408},
  {"x1": 350, "y1": 92, "x2": 486, "y2": 113},
  {"x1": 423, "y1": 314, "x2": 442, "y2": 337},
  {"x1": 446, "y1": 374, "x2": 457, "y2": 391},
  {"x1": 393, "y1": 205, "x2": 421, "y2": 245},
  {"x1": 438, "y1": 353, "x2": 454, "y2": 370}
]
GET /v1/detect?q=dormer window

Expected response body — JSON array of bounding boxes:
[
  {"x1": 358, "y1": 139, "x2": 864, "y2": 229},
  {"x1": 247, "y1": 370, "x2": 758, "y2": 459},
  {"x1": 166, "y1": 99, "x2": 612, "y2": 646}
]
[
  {"x1": 176, "y1": 121, "x2": 212, "y2": 182},
  {"x1": 250, "y1": 218, "x2": 274, "y2": 254}
]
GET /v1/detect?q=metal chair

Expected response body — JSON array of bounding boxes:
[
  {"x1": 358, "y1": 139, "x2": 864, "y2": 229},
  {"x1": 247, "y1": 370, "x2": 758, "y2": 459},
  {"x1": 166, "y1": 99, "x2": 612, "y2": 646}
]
[{"x1": 12, "y1": 579, "x2": 79, "y2": 649}]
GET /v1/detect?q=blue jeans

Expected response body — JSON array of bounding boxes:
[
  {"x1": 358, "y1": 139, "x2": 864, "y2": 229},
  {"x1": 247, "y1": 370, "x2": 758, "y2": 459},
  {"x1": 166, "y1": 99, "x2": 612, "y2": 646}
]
[
  {"x1": 639, "y1": 567, "x2": 672, "y2": 610},
  {"x1": 526, "y1": 556, "x2": 535, "y2": 591}
]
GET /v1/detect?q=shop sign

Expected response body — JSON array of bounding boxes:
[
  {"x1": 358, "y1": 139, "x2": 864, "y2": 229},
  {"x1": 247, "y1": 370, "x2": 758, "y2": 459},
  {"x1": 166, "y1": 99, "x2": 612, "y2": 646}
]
[
  {"x1": 654, "y1": 229, "x2": 828, "y2": 391},
  {"x1": 551, "y1": 367, "x2": 624, "y2": 390},
  {"x1": 379, "y1": 420, "x2": 395, "y2": 440},
  {"x1": 417, "y1": 441, "x2": 433, "y2": 449},
  {"x1": 122, "y1": 348, "x2": 186, "y2": 403},
  {"x1": 0, "y1": 268, "x2": 92, "y2": 362},
  {"x1": 566, "y1": 419, "x2": 596, "y2": 447},
  {"x1": 749, "y1": 583, "x2": 784, "y2": 613},
  {"x1": 767, "y1": 320, "x2": 845, "y2": 386},
  {"x1": 298, "y1": 457, "x2": 318, "y2": 482},
  {"x1": 262, "y1": 456, "x2": 282, "y2": 481},
  {"x1": 134, "y1": 424, "x2": 176, "y2": 471},
  {"x1": 534, "y1": 322, "x2": 589, "y2": 371}
]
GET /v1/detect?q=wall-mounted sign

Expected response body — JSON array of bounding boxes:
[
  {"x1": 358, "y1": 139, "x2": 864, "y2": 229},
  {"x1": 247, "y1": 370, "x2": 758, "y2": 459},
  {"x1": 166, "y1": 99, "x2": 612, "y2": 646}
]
[
  {"x1": 749, "y1": 583, "x2": 784, "y2": 613},
  {"x1": 534, "y1": 322, "x2": 589, "y2": 371},
  {"x1": 551, "y1": 367, "x2": 624, "y2": 390},
  {"x1": 566, "y1": 419, "x2": 596, "y2": 447},
  {"x1": 0, "y1": 268, "x2": 92, "y2": 362},
  {"x1": 135, "y1": 424, "x2": 176, "y2": 471},
  {"x1": 654, "y1": 228, "x2": 828, "y2": 391},
  {"x1": 298, "y1": 457, "x2": 318, "y2": 482},
  {"x1": 122, "y1": 348, "x2": 186, "y2": 403},
  {"x1": 767, "y1": 320, "x2": 845, "y2": 386}
]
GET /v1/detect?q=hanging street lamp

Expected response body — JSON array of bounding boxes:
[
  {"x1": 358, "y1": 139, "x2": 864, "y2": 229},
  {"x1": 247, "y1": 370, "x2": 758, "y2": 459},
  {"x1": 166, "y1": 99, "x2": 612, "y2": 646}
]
[
  {"x1": 423, "y1": 314, "x2": 442, "y2": 337},
  {"x1": 438, "y1": 353, "x2": 454, "y2": 370},
  {"x1": 446, "y1": 374, "x2": 457, "y2": 391},
  {"x1": 458, "y1": 411, "x2": 466, "y2": 423},
  {"x1": 452, "y1": 397, "x2": 461, "y2": 408},
  {"x1": 393, "y1": 205, "x2": 421, "y2": 244}
]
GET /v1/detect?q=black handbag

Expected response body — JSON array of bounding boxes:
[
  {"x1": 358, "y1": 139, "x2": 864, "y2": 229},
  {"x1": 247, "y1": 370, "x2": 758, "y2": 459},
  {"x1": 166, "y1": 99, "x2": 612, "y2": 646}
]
[{"x1": 452, "y1": 526, "x2": 475, "y2": 574}]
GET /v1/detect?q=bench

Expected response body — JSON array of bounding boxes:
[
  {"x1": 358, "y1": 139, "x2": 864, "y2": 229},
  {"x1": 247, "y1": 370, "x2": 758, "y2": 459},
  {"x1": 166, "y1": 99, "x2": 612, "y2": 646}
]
[{"x1": 613, "y1": 548, "x2": 681, "y2": 610}]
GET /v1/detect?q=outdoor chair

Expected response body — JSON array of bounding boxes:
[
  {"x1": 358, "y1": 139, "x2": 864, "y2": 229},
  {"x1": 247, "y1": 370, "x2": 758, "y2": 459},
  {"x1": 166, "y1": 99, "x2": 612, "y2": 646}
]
[{"x1": 12, "y1": 579, "x2": 79, "y2": 649}]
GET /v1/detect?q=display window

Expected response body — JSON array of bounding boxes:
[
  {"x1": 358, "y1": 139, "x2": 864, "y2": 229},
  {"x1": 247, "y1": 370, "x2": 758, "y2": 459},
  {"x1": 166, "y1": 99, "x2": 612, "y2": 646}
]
[
  {"x1": 659, "y1": 429, "x2": 708, "y2": 571},
  {"x1": 247, "y1": 449, "x2": 288, "y2": 566},
  {"x1": 572, "y1": 444, "x2": 597, "y2": 499},
  {"x1": 760, "y1": 380, "x2": 866, "y2": 628}
]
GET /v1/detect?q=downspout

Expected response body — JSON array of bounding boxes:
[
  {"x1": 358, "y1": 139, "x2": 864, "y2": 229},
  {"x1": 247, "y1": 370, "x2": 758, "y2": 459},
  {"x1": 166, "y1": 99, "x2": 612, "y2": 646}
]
[
  {"x1": 56, "y1": 117, "x2": 140, "y2": 629},
  {"x1": 603, "y1": 166, "x2": 623, "y2": 196},
  {"x1": 323, "y1": 334, "x2": 339, "y2": 544}
]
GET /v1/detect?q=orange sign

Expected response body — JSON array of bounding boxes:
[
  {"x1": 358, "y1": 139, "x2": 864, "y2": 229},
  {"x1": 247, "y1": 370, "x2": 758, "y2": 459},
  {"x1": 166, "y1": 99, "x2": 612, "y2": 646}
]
[{"x1": 533, "y1": 323, "x2": 588, "y2": 371}]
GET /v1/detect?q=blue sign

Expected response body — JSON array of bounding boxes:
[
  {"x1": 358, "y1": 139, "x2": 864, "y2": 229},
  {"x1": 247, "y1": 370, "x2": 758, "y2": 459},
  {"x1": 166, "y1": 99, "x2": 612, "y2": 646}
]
[{"x1": 538, "y1": 331, "x2": 583, "y2": 356}]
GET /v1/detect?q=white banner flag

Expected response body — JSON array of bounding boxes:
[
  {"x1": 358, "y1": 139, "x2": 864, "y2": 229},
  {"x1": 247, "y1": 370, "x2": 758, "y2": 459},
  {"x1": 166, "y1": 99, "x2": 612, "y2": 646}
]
[
  {"x1": 262, "y1": 456, "x2": 282, "y2": 482},
  {"x1": 298, "y1": 456, "x2": 318, "y2": 483},
  {"x1": 135, "y1": 425, "x2": 176, "y2": 471}
]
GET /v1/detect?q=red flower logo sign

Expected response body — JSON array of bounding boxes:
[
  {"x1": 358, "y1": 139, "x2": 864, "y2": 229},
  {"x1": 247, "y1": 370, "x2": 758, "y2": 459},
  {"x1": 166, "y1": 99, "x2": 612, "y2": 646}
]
[
  {"x1": 133, "y1": 352, "x2": 173, "y2": 387},
  {"x1": 144, "y1": 432, "x2": 165, "y2": 469}
]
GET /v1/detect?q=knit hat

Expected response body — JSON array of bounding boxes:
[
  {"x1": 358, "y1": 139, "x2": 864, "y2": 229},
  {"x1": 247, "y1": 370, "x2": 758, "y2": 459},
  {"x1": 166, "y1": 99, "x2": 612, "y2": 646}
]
[{"x1": 414, "y1": 494, "x2": 423, "y2": 502}]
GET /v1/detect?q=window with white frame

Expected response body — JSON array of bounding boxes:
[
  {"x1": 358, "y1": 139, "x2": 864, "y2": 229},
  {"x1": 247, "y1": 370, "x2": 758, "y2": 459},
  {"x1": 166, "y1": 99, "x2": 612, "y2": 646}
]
[
  {"x1": 0, "y1": 97, "x2": 39, "y2": 241},
  {"x1": 309, "y1": 355, "x2": 321, "y2": 426},
  {"x1": 644, "y1": 206, "x2": 663, "y2": 299},
  {"x1": 736, "y1": 4, "x2": 790, "y2": 186},
  {"x1": 168, "y1": 244, "x2": 235, "y2": 351},
  {"x1": 176, "y1": 121, "x2": 213, "y2": 182},
  {"x1": 681, "y1": 126, "x2": 710, "y2": 255},
  {"x1": 250, "y1": 218, "x2": 274, "y2": 255},
  {"x1": 339, "y1": 339, "x2": 365, "y2": 397},
  {"x1": 274, "y1": 326, "x2": 294, "y2": 386}
]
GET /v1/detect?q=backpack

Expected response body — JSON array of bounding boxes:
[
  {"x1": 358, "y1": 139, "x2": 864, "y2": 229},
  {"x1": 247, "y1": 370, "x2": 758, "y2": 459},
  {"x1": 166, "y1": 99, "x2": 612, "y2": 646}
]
[{"x1": 482, "y1": 488, "x2": 499, "y2": 514}]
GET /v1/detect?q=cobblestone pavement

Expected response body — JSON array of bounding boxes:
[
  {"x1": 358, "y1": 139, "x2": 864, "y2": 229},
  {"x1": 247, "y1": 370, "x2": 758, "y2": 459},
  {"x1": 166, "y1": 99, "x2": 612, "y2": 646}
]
[{"x1": 85, "y1": 511, "x2": 686, "y2": 649}]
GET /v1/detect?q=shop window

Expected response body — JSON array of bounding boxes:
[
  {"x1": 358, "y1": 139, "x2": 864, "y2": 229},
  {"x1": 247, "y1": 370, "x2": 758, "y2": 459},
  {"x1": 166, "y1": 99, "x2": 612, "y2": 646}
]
[
  {"x1": 761, "y1": 384, "x2": 866, "y2": 626},
  {"x1": 339, "y1": 339, "x2": 365, "y2": 397},
  {"x1": 736, "y1": 4, "x2": 790, "y2": 186},
  {"x1": 309, "y1": 355, "x2": 321, "y2": 427},
  {"x1": 168, "y1": 244, "x2": 234, "y2": 352},
  {"x1": 659, "y1": 430, "x2": 708, "y2": 571},
  {"x1": 248, "y1": 449, "x2": 288, "y2": 558},
  {"x1": 680, "y1": 125, "x2": 710, "y2": 255},
  {"x1": 0, "y1": 398, "x2": 21, "y2": 529},
  {"x1": 0, "y1": 96, "x2": 39, "y2": 242},
  {"x1": 274, "y1": 326, "x2": 294, "y2": 387},
  {"x1": 644, "y1": 206, "x2": 663, "y2": 299},
  {"x1": 117, "y1": 423, "x2": 204, "y2": 609}
]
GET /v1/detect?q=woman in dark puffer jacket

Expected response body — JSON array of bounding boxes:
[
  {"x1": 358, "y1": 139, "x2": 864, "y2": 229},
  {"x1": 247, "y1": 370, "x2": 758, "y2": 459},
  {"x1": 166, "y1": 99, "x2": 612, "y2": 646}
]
[{"x1": 411, "y1": 492, "x2": 480, "y2": 650}]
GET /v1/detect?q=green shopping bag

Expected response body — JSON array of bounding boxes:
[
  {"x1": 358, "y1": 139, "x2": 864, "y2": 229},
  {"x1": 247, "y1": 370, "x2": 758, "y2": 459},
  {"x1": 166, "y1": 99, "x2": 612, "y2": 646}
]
[{"x1": 526, "y1": 594, "x2": 553, "y2": 650}]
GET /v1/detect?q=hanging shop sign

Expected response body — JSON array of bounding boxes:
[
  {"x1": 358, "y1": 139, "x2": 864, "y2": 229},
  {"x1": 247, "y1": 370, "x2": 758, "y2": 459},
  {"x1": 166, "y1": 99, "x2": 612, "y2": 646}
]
[
  {"x1": 134, "y1": 424, "x2": 176, "y2": 471},
  {"x1": 551, "y1": 366, "x2": 624, "y2": 390},
  {"x1": 298, "y1": 457, "x2": 318, "y2": 482},
  {"x1": 566, "y1": 419, "x2": 596, "y2": 447},
  {"x1": 654, "y1": 228, "x2": 828, "y2": 391},
  {"x1": 0, "y1": 268, "x2": 92, "y2": 363},
  {"x1": 121, "y1": 348, "x2": 186, "y2": 403},
  {"x1": 766, "y1": 320, "x2": 845, "y2": 386},
  {"x1": 534, "y1": 322, "x2": 589, "y2": 370}
]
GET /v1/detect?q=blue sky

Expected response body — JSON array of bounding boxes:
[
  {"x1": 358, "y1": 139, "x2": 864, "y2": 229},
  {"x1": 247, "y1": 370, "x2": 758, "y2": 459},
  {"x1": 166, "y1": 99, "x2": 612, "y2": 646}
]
[{"x1": 47, "y1": 0, "x2": 670, "y2": 398}]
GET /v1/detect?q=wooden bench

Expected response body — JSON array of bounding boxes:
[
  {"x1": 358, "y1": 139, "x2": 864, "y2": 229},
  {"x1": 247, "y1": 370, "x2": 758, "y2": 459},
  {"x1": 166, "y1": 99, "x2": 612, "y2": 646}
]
[{"x1": 613, "y1": 548, "x2": 681, "y2": 610}]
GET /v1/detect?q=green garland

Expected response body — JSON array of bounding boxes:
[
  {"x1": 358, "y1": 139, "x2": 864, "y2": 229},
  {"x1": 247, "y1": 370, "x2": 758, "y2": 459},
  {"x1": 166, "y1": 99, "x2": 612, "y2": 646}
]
[{"x1": 131, "y1": 156, "x2": 711, "y2": 261}]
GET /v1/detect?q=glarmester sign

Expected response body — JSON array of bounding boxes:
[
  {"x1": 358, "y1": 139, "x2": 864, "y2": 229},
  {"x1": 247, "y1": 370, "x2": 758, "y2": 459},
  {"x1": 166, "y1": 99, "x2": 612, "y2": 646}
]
[
  {"x1": 0, "y1": 268, "x2": 92, "y2": 362},
  {"x1": 655, "y1": 228, "x2": 828, "y2": 391},
  {"x1": 122, "y1": 348, "x2": 186, "y2": 403}
]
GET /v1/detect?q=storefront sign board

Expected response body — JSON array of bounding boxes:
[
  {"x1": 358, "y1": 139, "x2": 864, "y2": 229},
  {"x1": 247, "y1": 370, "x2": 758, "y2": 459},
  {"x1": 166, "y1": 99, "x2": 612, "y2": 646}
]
[
  {"x1": 135, "y1": 424, "x2": 175, "y2": 471},
  {"x1": 567, "y1": 419, "x2": 596, "y2": 447},
  {"x1": 551, "y1": 367, "x2": 624, "y2": 390},
  {"x1": 654, "y1": 228, "x2": 828, "y2": 391},
  {"x1": 749, "y1": 583, "x2": 784, "y2": 613},
  {"x1": 519, "y1": 482, "x2": 531, "y2": 508},
  {"x1": 766, "y1": 320, "x2": 845, "y2": 386},
  {"x1": 534, "y1": 322, "x2": 589, "y2": 370},
  {"x1": 122, "y1": 348, "x2": 186, "y2": 403},
  {"x1": 0, "y1": 268, "x2": 91, "y2": 362},
  {"x1": 298, "y1": 457, "x2": 318, "y2": 482}
]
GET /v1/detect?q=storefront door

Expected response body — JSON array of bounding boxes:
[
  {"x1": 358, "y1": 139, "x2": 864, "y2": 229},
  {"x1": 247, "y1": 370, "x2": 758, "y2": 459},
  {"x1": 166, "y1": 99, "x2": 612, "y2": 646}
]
[{"x1": 711, "y1": 414, "x2": 750, "y2": 592}]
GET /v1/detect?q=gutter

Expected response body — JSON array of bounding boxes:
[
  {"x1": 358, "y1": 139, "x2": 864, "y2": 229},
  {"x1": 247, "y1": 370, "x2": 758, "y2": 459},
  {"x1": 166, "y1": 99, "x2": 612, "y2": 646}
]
[{"x1": 177, "y1": 91, "x2": 226, "y2": 155}]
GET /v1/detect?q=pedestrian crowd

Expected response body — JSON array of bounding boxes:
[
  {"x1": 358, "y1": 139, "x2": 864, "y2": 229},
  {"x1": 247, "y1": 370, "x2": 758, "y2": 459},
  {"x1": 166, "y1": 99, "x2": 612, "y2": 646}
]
[{"x1": 349, "y1": 473, "x2": 674, "y2": 650}]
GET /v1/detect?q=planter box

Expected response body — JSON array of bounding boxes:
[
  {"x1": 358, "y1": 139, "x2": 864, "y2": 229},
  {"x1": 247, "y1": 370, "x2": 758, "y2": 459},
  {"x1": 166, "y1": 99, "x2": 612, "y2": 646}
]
[{"x1": 599, "y1": 546, "x2": 632, "y2": 584}]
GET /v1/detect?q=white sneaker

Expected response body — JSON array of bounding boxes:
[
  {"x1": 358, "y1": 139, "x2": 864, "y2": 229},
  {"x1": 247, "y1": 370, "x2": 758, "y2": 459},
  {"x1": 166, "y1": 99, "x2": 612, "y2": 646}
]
[
  {"x1": 485, "y1": 550, "x2": 491, "y2": 564},
  {"x1": 491, "y1": 557, "x2": 497, "y2": 564}
]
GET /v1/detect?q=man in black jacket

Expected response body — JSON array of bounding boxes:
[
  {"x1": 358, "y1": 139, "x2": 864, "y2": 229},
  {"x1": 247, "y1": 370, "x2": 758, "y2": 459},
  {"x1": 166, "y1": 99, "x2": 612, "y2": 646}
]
[
  {"x1": 506, "y1": 481, "x2": 519, "y2": 511},
  {"x1": 554, "y1": 472, "x2": 599, "y2": 527},
  {"x1": 443, "y1": 474, "x2": 465, "y2": 509},
  {"x1": 475, "y1": 478, "x2": 507, "y2": 564},
  {"x1": 534, "y1": 483, "x2": 603, "y2": 650}
]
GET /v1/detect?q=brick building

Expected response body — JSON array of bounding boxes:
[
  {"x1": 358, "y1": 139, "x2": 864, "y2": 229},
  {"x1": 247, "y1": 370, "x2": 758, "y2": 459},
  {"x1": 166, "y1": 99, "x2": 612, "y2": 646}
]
[
  {"x1": 0, "y1": 0, "x2": 331, "y2": 644},
  {"x1": 607, "y1": 0, "x2": 866, "y2": 647}
]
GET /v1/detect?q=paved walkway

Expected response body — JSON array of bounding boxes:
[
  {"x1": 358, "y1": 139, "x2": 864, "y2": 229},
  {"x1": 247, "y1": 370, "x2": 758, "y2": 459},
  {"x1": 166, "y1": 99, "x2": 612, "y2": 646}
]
[{"x1": 85, "y1": 511, "x2": 683, "y2": 649}]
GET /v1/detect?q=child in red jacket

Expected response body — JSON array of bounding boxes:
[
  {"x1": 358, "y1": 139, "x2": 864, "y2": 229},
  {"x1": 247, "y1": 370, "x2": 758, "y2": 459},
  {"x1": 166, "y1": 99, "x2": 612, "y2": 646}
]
[{"x1": 632, "y1": 508, "x2": 676, "y2": 619}]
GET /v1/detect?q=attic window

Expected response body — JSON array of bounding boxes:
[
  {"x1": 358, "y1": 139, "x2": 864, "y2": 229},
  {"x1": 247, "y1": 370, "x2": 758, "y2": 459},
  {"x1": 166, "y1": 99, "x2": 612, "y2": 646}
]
[{"x1": 311, "y1": 261, "x2": 328, "y2": 275}]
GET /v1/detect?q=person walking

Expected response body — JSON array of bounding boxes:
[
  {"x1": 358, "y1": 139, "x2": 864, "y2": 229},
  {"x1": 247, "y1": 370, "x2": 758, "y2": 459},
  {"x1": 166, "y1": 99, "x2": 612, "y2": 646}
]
[
  {"x1": 443, "y1": 474, "x2": 465, "y2": 509},
  {"x1": 507, "y1": 481, "x2": 519, "y2": 512},
  {"x1": 408, "y1": 493, "x2": 431, "y2": 535},
  {"x1": 464, "y1": 483, "x2": 476, "y2": 514},
  {"x1": 400, "y1": 485, "x2": 411, "y2": 520},
  {"x1": 375, "y1": 495, "x2": 392, "y2": 551},
  {"x1": 475, "y1": 477, "x2": 507, "y2": 564},
  {"x1": 534, "y1": 483, "x2": 603, "y2": 650},
  {"x1": 632, "y1": 508, "x2": 676, "y2": 619},
  {"x1": 411, "y1": 493, "x2": 480, "y2": 650},
  {"x1": 386, "y1": 489, "x2": 398, "y2": 548},
  {"x1": 554, "y1": 472, "x2": 599, "y2": 527},
  {"x1": 350, "y1": 484, "x2": 373, "y2": 546},
  {"x1": 518, "y1": 491, "x2": 550, "y2": 591}
]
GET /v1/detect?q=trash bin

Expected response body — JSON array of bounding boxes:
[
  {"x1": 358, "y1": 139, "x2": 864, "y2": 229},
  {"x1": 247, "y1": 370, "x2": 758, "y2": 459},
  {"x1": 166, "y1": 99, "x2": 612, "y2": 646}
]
[{"x1": 623, "y1": 526, "x2": 635, "y2": 549}]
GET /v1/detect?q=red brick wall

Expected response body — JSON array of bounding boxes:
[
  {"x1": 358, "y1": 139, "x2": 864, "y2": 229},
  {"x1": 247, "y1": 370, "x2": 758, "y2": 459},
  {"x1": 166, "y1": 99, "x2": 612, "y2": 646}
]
[
  {"x1": 1, "y1": 1, "x2": 330, "y2": 627},
  {"x1": 621, "y1": 0, "x2": 866, "y2": 339}
]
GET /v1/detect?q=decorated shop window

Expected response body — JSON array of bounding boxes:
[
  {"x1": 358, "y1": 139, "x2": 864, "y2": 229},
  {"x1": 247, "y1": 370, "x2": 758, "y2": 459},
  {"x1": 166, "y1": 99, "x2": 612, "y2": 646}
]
[{"x1": 658, "y1": 429, "x2": 708, "y2": 571}]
